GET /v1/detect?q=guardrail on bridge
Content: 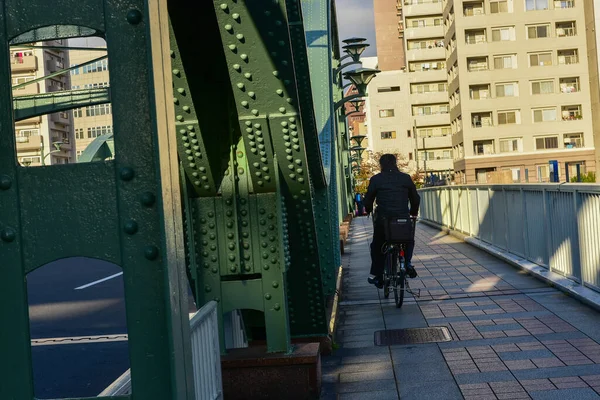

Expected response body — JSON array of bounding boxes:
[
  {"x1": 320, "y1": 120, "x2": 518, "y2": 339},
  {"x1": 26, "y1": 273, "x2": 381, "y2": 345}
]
[
  {"x1": 99, "y1": 301, "x2": 223, "y2": 399},
  {"x1": 419, "y1": 184, "x2": 600, "y2": 294}
]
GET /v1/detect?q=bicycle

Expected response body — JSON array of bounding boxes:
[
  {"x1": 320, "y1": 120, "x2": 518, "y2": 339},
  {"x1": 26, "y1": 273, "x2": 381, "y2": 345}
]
[{"x1": 381, "y1": 217, "x2": 420, "y2": 308}]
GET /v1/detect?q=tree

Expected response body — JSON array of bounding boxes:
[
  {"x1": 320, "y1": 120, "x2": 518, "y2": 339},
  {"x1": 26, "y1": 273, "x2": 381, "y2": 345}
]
[
  {"x1": 570, "y1": 171, "x2": 596, "y2": 183},
  {"x1": 353, "y1": 150, "x2": 416, "y2": 193}
]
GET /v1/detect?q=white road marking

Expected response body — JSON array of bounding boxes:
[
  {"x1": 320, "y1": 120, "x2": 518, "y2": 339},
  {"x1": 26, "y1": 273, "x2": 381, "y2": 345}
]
[{"x1": 75, "y1": 272, "x2": 123, "y2": 290}]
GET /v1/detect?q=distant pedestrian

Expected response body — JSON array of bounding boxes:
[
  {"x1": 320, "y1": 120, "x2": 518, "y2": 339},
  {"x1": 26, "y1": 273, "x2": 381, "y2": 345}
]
[{"x1": 354, "y1": 192, "x2": 363, "y2": 217}]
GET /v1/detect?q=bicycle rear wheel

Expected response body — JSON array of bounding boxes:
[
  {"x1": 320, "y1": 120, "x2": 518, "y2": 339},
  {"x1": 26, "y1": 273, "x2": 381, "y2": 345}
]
[
  {"x1": 394, "y1": 255, "x2": 405, "y2": 308},
  {"x1": 383, "y1": 252, "x2": 392, "y2": 299}
]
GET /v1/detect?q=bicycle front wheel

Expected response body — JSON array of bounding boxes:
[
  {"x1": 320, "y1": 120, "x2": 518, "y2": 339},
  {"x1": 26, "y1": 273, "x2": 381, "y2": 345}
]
[{"x1": 394, "y1": 255, "x2": 405, "y2": 308}]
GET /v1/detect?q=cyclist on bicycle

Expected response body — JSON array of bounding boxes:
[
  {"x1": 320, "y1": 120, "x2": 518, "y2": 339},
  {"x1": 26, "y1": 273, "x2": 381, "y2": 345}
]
[{"x1": 364, "y1": 154, "x2": 420, "y2": 288}]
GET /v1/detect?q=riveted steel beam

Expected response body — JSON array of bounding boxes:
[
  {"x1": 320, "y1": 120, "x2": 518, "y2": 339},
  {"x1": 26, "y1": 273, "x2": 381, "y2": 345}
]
[{"x1": 0, "y1": 1, "x2": 194, "y2": 398}]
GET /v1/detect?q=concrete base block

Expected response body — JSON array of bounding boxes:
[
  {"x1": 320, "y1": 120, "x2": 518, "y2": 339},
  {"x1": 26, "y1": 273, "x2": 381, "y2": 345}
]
[{"x1": 221, "y1": 343, "x2": 321, "y2": 400}]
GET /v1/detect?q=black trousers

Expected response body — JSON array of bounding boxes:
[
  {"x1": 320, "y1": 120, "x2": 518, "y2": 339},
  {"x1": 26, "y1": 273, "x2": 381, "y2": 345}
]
[{"x1": 370, "y1": 219, "x2": 415, "y2": 278}]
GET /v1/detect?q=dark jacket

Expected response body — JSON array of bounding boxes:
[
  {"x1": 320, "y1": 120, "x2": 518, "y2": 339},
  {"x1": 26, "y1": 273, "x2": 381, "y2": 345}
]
[{"x1": 363, "y1": 169, "x2": 420, "y2": 220}]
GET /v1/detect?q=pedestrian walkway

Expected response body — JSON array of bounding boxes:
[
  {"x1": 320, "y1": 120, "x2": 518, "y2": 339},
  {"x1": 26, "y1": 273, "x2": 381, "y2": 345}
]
[{"x1": 322, "y1": 217, "x2": 600, "y2": 400}]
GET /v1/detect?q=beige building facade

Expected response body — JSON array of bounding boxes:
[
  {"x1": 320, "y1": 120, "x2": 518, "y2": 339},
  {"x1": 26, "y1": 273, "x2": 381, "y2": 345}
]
[
  {"x1": 368, "y1": 0, "x2": 454, "y2": 179},
  {"x1": 11, "y1": 41, "x2": 75, "y2": 166},
  {"x1": 69, "y1": 48, "x2": 112, "y2": 160},
  {"x1": 445, "y1": 0, "x2": 596, "y2": 183}
]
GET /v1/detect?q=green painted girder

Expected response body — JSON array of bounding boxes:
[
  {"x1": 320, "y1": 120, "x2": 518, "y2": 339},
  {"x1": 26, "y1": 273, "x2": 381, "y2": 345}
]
[
  {"x1": 0, "y1": 1, "x2": 194, "y2": 398},
  {"x1": 168, "y1": 5, "x2": 237, "y2": 198},
  {"x1": 13, "y1": 88, "x2": 110, "y2": 121},
  {"x1": 211, "y1": 0, "x2": 329, "y2": 339}
]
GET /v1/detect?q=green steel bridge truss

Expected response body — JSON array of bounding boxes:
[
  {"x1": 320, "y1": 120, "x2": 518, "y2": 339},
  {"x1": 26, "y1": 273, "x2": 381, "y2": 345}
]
[{"x1": 0, "y1": 0, "x2": 353, "y2": 398}]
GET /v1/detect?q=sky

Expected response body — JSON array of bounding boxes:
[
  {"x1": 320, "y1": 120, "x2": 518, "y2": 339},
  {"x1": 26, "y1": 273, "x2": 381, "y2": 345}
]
[{"x1": 335, "y1": 0, "x2": 377, "y2": 57}]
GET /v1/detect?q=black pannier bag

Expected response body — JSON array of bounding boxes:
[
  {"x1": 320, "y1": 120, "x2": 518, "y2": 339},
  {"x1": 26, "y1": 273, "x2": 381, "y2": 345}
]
[{"x1": 384, "y1": 217, "x2": 416, "y2": 243}]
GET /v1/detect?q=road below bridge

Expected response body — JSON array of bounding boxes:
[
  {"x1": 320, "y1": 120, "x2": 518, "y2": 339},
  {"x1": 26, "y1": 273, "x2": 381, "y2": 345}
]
[{"x1": 27, "y1": 257, "x2": 195, "y2": 399}]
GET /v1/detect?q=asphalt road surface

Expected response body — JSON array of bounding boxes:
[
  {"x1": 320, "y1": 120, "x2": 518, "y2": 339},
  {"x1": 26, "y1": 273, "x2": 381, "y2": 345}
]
[{"x1": 27, "y1": 257, "x2": 195, "y2": 399}]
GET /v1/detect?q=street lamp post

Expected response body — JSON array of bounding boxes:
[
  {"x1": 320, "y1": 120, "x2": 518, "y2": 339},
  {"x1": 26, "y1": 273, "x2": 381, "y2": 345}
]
[{"x1": 335, "y1": 68, "x2": 380, "y2": 110}]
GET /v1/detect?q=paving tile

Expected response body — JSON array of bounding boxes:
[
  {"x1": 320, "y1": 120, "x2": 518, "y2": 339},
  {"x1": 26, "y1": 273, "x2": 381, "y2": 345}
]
[
  {"x1": 505, "y1": 360, "x2": 538, "y2": 371},
  {"x1": 339, "y1": 368, "x2": 395, "y2": 384},
  {"x1": 528, "y1": 388, "x2": 600, "y2": 400},
  {"x1": 338, "y1": 389, "x2": 399, "y2": 400}
]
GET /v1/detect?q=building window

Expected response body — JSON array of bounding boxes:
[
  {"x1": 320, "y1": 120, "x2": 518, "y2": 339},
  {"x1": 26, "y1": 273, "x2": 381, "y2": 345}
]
[
  {"x1": 564, "y1": 133, "x2": 583, "y2": 148},
  {"x1": 75, "y1": 128, "x2": 85, "y2": 139},
  {"x1": 494, "y1": 54, "x2": 517, "y2": 69},
  {"x1": 496, "y1": 82, "x2": 518, "y2": 97},
  {"x1": 412, "y1": 104, "x2": 449, "y2": 115},
  {"x1": 526, "y1": 0, "x2": 548, "y2": 10},
  {"x1": 561, "y1": 105, "x2": 582, "y2": 120},
  {"x1": 555, "y1": 0, "x2": 575, "y2": 8},
  {"x1": 407, "y1": 130, "x2": 412, "y2": 138},
  {"x1": 492, "y1": 26, "x2": 515, "y2": 42},
  {"x1": 531, "y1": 79, "x2": 554, "y2": 95},
  {"x1": 381, "y1": 131, "x2": 396, "y2": 139},
  {"x1": 499, "y1": 138, "x2": 522, "y2": 153},
  {"x1": 409, "y1": 60, "x2": 446, "y2": 72},
  {"x1": 407, "y1": 39, "x2": 444, "y2": 50},
  {"x1": 76, "y1": 150, "x2": 83, "y2": 160},
  {"x1": 467, "y1": 56, "x2": 488, "y2": 71},
  {"x1": 560, "y1": 77, "x2": 579, "y2": 93},
  {"x1": 86, "y1": 104, "x2": 112, "y2": 117},
  {"x1": 471, "y1": 112, "x2": 493, "y2": 128},
  {"x1": 527, "y1": 24, "x2": 550, "y2": 39},
  {"x1": 464, "y1": 1, "x2": 484, "y2": 16},
  {"x1": 498, "y1": 110, "x2": 519, "y2": 125},
  {"x1": 87, "y1": 125, "x2": 114, "y2": 139},
  {"x1": 377, "y1": 86, "x2": 400, "y2": 93},
  {"x1": 465, "y1": 29, "x2": 487, "y2": 44},
  {"x1": 73, "y1": 108, "x2": 83, "y2": 118},
  {"x1": 537, "y1": 164, "x2": 550, "y2": 182},
  {"x1": 81, "y1": 59, "x2": 109, "y2": 74},
  {"x1": 410, "y1": 82, "x2": 447, "y2": 93},
  {"x1": 556, "y1": 21, "x2": 576, "y2": 37},
  {"x1": 490, "y1": 0, "x2": 509, "y2": 13},
  {"x1": 409, "y1": 152, "x2": 413, "y2": 161},
  {"x1": 533, "y1": 107, "x2": 557, "y2": 122},
  {"x1": 535, "y1": 136, "x2": 559, "y2": 150},
  {"x1": 16, "y1": 128, "x2": 40, "y2": 138},
  {"x1": 473, "y1": 140, "x2": 495, "y2": 156},
  {"x1": 558, "y1": 49, "x2": 578, "y2": 65},
  {"x1": 418, "y1": 126, "x2": 452, "y2": 137},
  {"x1": 469, "y1": 84, "x2": 490, "y2": 100},
  {"x1": 529, "y1": 52, "x2": 552, "y2": 67}
]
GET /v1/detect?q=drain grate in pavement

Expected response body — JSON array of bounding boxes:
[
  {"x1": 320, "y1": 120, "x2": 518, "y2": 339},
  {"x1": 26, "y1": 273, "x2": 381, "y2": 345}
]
[{"x1": 374, "y1": 327, "x2": 452, "y2": 346}]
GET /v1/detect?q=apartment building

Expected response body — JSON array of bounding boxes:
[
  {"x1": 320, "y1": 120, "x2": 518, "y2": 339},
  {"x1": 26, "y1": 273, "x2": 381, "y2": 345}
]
[
  {"x1": 365, "y1": 69, "x2": 414, "y2": 164},
  {"x1": 445, "y1": 0, "x2": 596, "y2": 183},
  {"x1": 374, "y1": 0, "x2": 406, "y2": 71},
  {"x1": 405, "y1": 0, "x2": 454, "y2": 176},
  {"x1": 584, "y1": 0, "x2": 600, "y2": 173},
  {"x1": 69, "y1": 48, "x2": 112, "y2": 160},
  {"x1": 11, "y1": 41, "x2": 75, "y2": 166},
  {"x1": 368, "y1": 0, "x2": 454, "y2": 178}
]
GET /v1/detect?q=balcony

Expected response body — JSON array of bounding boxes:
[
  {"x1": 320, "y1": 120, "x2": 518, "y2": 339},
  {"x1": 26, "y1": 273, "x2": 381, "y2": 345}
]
[
  {"x1": 15, "y1": 134, "x2": 42, "y2": 152},
  {"x1": 403, "y1": 1, "x2": 443, "y2": 16},
  {"x1": 556, "y1": 22, "x2": 576, "y2": 38},
  {"x1": 50, "y1": 112, "x2": 70, "y2": 124},
  {"x1": 406, "y1": 46, "x2": 445, "y2": 61},
  {"x1": 10, "y1": 55, "x2": 37, "y2": 73},
  {"x1": 405, "y1": 25, "x2": 445, "y2": 40},
  {"x1": 16, "y1": 115, "x2": 42, "y2": 125},
  {"x1": 463, "y1": 1, "x2": 484, "y2": 16},
  {"x1": 554, "y1": 0, "x2": 575, "y2": 9},
  {"x1": 417, "y1": 135, "x2": 452, "y2": 149},
  {"x1": 413, "y1": 112, "x2": 451, "y2": 127},
  {"x1": 12, "y1": 82, "x2": 40, "y2": 97}
]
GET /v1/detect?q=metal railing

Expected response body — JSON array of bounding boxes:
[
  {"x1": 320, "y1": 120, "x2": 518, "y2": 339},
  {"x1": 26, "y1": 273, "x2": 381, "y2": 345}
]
[
  {"x1": 419, "y1": 185, "x2": 600, "y2": 293},
  {"x1": 99, "y1": 301, "x2": 223, "y2": 399}
]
